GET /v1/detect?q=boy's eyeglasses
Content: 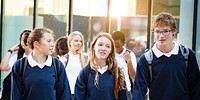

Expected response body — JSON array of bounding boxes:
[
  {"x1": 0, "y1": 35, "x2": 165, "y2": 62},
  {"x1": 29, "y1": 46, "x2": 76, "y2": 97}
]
[{"x1": 153, "y1": 29, "x2": 171, "y2": 36}]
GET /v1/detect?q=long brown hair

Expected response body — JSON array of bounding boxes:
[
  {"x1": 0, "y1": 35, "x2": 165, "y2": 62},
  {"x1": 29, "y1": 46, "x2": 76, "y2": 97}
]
[{"x1": 89, "y1": 32, "x2": 126, "y2": 99}]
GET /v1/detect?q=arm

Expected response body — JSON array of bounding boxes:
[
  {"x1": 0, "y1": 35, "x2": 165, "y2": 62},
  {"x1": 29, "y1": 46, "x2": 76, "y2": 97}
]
[
  {"x1": 187, "y1": 49, "x2": 200, "y2": 100},
  {"x1": 56, "y1": 61, "x2": 72, "y2": 100},
  {"x1": 132, "y1": 55, "x2": 149, "y2": 100},
  {"x1": 0, "y1": 44, "x2": 19, "y2": 71},
  {"x1": 12, "y1": 60, "x2": 23, "y2": 100},
  {"x1": 74, "y1": 68, "x2": 87, "y2": 100},
  {"x1": 124, "y1": 51, "x2": 137, "y2": 79}
]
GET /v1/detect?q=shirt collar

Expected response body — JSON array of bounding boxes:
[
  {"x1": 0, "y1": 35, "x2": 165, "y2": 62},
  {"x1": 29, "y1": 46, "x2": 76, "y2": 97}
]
[
  {"x1": 97, "y1": 65, "x2": 108, "y2": 74},
  {"x1": 117, "y1": 46, "x2": 127, "y2": 56},
  {"x1": 28, "y1": 53, "x2": 52, "y2": 69},
  {"x1": 152, "y1": 41, "x2": 179, "y2": 58}
]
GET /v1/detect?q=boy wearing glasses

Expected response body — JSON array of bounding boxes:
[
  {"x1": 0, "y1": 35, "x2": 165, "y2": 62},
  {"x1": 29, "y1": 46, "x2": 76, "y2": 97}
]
[{"x1": 132, "y1": 12, "x2": 200, "y2": 100}]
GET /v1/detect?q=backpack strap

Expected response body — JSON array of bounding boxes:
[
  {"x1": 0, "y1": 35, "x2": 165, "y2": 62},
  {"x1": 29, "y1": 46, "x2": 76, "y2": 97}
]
[
  {"x1": 20, "y1": 57, "x2": 28, "y2": 80},
  {"x1": 52, "y1": 57, "x2": 60, "y2": 88},
  {"x1": 17, "y1": 53, "x2": 24, "y2": 60},
  {"x1": 64, "y1": 53, "x2": 69, "y2": 68},
  {"x1": 144, "y1": 49, "x2": 153, "y2": 82},
  {"x1": 179, "y1": 44, "x2": 189, "y2": 68},
  {"x1": 83, "y1": 65, "x2": 91, "y2": 91}
]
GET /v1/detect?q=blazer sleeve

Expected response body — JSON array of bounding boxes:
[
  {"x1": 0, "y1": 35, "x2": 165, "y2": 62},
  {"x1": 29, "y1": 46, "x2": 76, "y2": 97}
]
[
  {"x1": 187, "y1": 49, "x2": 200, "y2": 100},
  {"x1": 132, "y1": 55, "x2": 150, "y2": 100},
  {"x1": 12, "y1": 60, "x2": 23, "y2": 100},
  {"x1": 55, "y1": 60, "x2": 72, "y2": 100},
  {"x1": 74, "y1": 68, "x2": 87, "y2": 100}
]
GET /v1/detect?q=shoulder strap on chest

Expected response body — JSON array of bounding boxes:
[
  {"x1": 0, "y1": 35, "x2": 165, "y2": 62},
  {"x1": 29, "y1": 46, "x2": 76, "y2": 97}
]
[
  {"x1": 20, "y1": 57, "x2": 28, "y2": 80},
  {"x1": 52, "y1": 57, "x2": 60, "y2": 84},
  {"x1": 83, "y1": 65, "x2": 91, "y2": 89},
  {"x1": 144, "y1": 49, "x2": 153, "y2": 82},
  {"x1": 179, "y1": 44, "x2": 189, "y2": 68},
  {"x1": 64, "y1": 53, "x2": 69, "y2": 68}
]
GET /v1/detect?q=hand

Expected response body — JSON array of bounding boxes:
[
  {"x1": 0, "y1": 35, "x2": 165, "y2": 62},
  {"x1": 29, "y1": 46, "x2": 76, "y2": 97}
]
[
  {"x1": 124, "y1": 51, "x2": 131, "y2": 63},
  {"x1": 10, "y1": 44, "x2": 20, "y2": 52}
]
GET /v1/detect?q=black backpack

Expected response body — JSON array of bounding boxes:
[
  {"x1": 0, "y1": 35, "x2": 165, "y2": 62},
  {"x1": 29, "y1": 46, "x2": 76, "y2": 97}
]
[
  {"x1": 1, "y1": 57, "x2": 60, "y2": 100},
  {"x1": 1, "y1": 54, "x2": 24, "y2": 100}
]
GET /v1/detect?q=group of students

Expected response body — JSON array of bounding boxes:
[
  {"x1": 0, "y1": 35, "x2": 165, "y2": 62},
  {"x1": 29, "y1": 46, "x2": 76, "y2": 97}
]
[{"x1": 0, "y1": 12, "x2": 199, "y2": 100}]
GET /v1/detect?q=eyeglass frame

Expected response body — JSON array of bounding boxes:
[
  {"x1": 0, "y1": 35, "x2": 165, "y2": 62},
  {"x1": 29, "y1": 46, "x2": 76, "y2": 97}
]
[{"x1": 153, "y1": 29, "x2": 172, "y2": 36}]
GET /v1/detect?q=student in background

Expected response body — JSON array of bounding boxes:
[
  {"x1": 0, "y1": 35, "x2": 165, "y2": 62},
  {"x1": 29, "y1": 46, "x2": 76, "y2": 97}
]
[
  {"x1": 112, "y1": 31, "x2": 137, "y2": 100},
  {"x1": 53, "y1": 36, "x2": 69, "y2": 65},
  {"x1": 63, "y1": 31, "x2": 87, "y2": 99},
  {"x1": 11, "y1": 28, "x2": 71, "y2": 100},
  {"x1": 132, "y1": 12, "x2": 200, "y2": 100},
  {"x1": 0, "y1": 30, "x2": 31, "y2": 71},
  {"x1": 74, "y1": 32, "x2": 127, "y2": 100}
]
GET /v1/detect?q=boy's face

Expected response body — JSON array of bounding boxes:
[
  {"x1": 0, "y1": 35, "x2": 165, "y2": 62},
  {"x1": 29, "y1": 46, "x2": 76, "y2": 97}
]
[
  {"x1": 153, "y1": 26, "x2": 176, "y2": 47},
  {"x1": 114, "y1": 39, "x2": 124, "y2": 54}
]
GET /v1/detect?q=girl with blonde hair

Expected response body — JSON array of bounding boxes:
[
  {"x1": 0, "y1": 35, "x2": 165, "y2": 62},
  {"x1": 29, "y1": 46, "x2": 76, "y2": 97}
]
[{"x1": 64, "y1": 31, "x2": 87, "y2": 98}]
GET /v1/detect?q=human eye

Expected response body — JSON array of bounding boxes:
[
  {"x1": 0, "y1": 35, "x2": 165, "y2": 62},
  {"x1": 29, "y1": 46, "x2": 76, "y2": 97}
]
[
  {"x1": 106, "y1": 45, "x2": 111, "y2": 48},
  {"x1": 47, "y1": 39, "x2": 52, "y2": 42},
  {"x1": 98, "y1": 43, "x2": 103, "y2": 46},
  {"x1": 154, "y1": 30, "x2": 160, "y2": 35},
  {"x1": 163, "y1": 30, "x2": 171, "y2": 35},
  {"x1": 163, "y1": 30, "x2": 170, "y2": 33},
  {"x1": 74, "y1": 40, "x2": 78, "y2": 42}
]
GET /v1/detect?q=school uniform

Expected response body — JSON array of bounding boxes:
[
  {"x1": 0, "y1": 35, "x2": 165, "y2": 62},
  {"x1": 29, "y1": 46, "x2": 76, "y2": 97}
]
[
  {"x1": 11, "y1": 53, "x2": 71, "y2": 100},
  {"x1": 132, "y1": 42, "x2": 200, "y2": 100},
  {"x1": 74, "y1": 64, "x2": 127, "y2": 100}
]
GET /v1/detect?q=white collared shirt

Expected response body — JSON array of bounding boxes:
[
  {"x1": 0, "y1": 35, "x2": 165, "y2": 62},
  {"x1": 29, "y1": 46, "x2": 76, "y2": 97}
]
[
  {"x1": 27, "y1": 53, "x2": 52, "y2": 69},
  {"x1": 97, "y1": 65, "x2": 108, "y2": 74},
  {"x1": 152, "y1": 41, "x2": 179, "y2": 58},
  {"x1": 115, "y1": 46, "x2": 137, "y2": 91}
]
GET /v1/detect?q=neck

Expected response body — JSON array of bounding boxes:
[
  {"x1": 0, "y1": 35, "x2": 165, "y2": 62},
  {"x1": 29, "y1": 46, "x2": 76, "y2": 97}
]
[
  {"x1": 32, "y1": 51, "x2": 47, "y2": 64},
  {"x1": 157, "y1": 42, "x2": 175, "y2": 53},
  {"x1": 94, "y1": 58, "x2": 106, "y2": 68},
  {"x1": 69, "y1": 50, "x2": 78, "y2": 55},
  {"x1": 25, "y1": 49, "x2": 31, "y2": 56}
]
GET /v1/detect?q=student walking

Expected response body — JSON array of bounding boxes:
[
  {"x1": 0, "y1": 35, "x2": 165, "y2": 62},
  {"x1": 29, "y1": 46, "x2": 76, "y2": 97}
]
[
  {"x1": 132, "y1": 12, "x2": 200, "y2": 100},
  {"x1": 74, "y1": 32, "x2": 127, "y2": 100},
  {"x1": 63, "y1": 31, "x2": 87, "y2": 99},
  {"x1": 11, "y1": 28, "x2": 71, "y2": 100},
  {"x1": 112, "y1": 31, "x2": 137, "y2": 100}
]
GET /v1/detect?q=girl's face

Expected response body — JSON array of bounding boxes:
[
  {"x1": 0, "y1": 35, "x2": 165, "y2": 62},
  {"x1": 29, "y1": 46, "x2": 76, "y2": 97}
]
[
  {"x1": 37, "y1": 32, "x2": 54, "y2": 55},
  {"x1": 70, "y1": 35, "x2": 82, "y2": 51},
  {"x1": 94, "y1": 36, "x2": 112, "y2": 60}
]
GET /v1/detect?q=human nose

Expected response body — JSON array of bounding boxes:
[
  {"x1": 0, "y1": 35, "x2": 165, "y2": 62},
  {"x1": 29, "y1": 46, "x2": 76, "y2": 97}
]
[{"x1": 101, "y1": 46, "x2": 106, "y2": 50}]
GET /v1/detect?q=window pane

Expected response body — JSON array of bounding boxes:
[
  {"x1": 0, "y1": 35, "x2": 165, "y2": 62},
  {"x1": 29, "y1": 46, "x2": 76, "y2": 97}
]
[
  {"x1": 110, "y1": 0, "x2": 148, "y2": 61},
  {"x1": 37, "y1": 0, "x2": 69, "y2": 40},
  {"x1": 2, "y1": 0, "x2": 33, "y2": 58},
  {"x1": 1, "y1": 0, "x2": 33, "y2": 89},
  {"x1": 72, "y1": 0, "x2": 107, "y2": 53}
]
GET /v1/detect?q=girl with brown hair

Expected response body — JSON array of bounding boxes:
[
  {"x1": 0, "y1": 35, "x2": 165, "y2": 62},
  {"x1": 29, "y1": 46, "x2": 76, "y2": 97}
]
[{"x1": 74, "y1": 32, "x2": 127, "y2": 100}]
